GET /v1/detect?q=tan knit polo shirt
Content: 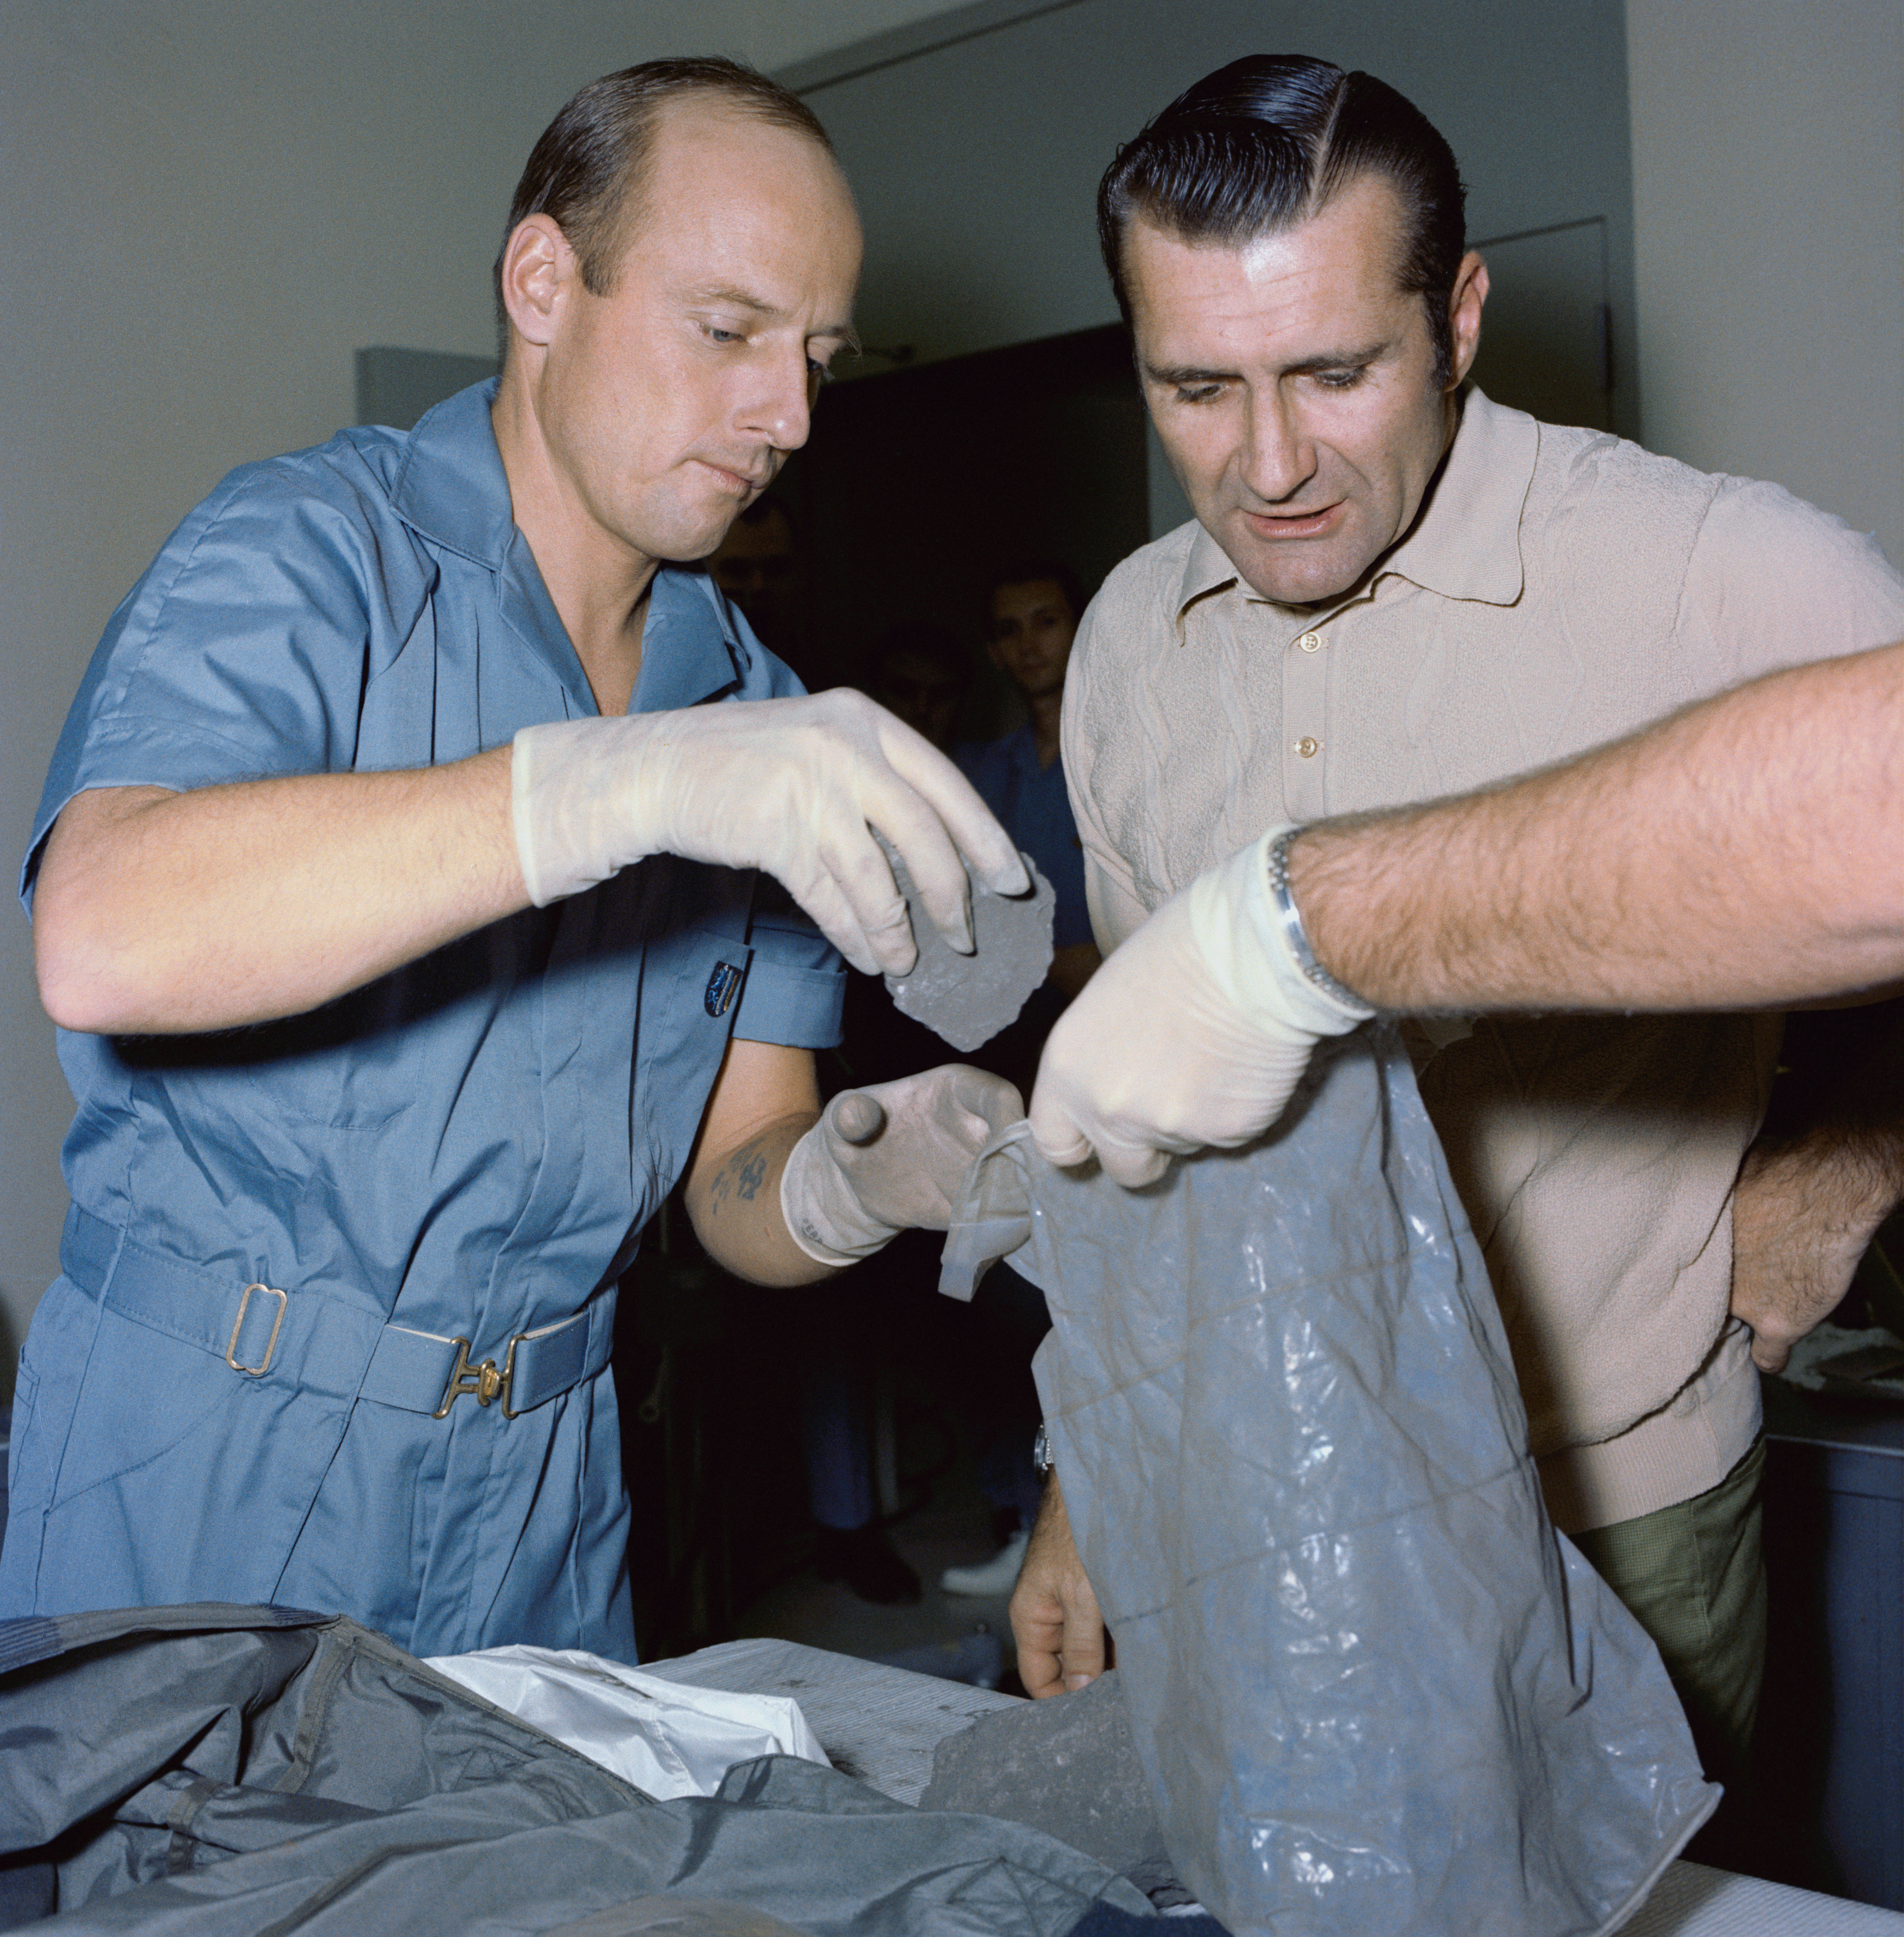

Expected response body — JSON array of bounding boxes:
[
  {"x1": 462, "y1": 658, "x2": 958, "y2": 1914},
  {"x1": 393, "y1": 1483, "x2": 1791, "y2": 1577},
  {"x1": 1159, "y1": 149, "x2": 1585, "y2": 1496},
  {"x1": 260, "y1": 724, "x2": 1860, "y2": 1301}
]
[{"x1": 1063, "y1": 388, "x2": 1904, "y2": 1532}]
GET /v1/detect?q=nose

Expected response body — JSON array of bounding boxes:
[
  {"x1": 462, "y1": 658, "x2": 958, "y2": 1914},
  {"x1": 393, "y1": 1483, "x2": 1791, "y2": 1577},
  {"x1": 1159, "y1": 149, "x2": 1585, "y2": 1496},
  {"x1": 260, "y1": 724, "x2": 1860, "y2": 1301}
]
[
  {"x1": 740, "y1": 344, "x2": 816, "y2": 454},
  {"x1": 1240, "y1": 385, "x2": 1318, "y2": 505}
]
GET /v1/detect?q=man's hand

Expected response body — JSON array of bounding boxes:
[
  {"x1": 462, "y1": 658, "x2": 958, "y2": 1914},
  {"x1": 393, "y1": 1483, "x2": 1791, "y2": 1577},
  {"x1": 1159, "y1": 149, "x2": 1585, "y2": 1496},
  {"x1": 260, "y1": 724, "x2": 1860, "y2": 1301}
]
[
  {"x1": 1029, "y1": 830, "x2": 1371, "y2": 1187},
  {"x1": 1010, "y1": 1473, "x2": 1109, "y2": 1699},
  {"x1": 511, "y1": 690, "x2": 1028, "y2": 976},
  {"x1": 779, "y1": 1064, "x2": 1023, "y2": 1266},
  {"x1": 1730, "y1": 1140, "x2": 1890, "y2": 1373}
]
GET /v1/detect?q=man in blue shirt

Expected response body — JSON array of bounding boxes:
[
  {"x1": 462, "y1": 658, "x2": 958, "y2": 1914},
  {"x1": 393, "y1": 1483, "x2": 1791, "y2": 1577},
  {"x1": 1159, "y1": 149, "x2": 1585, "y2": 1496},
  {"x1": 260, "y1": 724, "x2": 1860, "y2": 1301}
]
[
  {"x1": 958, "y1": 562, "x2": 1102, "y2": 1025},
  {"x1": 3, "y1": 59, "x2": 1024, "y2": 1659},
  {"x1": 932, "y1": 564, "x2": 1103, "y2": 1598}
]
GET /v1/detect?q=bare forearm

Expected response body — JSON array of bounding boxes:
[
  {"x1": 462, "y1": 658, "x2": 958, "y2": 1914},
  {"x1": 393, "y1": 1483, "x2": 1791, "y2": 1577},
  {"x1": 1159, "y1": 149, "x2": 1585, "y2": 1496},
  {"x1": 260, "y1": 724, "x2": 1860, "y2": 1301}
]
[
  {"x1": 35, "y1": 753, "x2": 524, "y2": 1033},
  {"x1": 685, "y1": 1111, "x2": 834, "y2": 1287},
  {"x1": 1295, "y1": 642, "x2": 1904, "y2": 1013}
]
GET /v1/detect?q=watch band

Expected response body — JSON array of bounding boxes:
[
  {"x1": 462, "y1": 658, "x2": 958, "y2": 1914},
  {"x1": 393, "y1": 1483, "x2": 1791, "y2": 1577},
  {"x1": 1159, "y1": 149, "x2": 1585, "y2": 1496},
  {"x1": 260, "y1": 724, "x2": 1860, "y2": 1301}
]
[{"x1": 1265, "y1": 826, "x2": 1376, "y2": 1017}]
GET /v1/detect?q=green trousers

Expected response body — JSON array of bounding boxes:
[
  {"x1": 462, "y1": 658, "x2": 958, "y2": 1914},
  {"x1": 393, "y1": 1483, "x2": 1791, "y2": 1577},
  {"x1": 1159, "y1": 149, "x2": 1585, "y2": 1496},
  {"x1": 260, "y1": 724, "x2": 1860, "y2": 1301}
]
[{"x1": 1572, "y1": 1436, "x2": 1767, "y2": 1797}]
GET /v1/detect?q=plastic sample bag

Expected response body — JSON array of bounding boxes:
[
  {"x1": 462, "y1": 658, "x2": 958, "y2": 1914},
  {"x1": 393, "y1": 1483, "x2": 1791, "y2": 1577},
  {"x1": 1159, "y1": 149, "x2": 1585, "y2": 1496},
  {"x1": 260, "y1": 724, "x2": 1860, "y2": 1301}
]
[
  {"x1": 424, "y1": 1644, "x2": 829, "y2": 1799},
  {"x1": 942, "y1": 1025, "x2": 1716, "y2": 1937}
]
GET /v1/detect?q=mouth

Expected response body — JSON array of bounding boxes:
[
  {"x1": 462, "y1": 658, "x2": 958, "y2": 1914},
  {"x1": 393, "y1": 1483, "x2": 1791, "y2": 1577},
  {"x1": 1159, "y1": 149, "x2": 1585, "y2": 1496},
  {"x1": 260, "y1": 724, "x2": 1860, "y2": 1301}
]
[
  {"x1": 697, "y1": 458, "x2": 773, "y2": 496},
  {"x1": 1241, "y1": 501, "x2": 1345, "y2": 541}
]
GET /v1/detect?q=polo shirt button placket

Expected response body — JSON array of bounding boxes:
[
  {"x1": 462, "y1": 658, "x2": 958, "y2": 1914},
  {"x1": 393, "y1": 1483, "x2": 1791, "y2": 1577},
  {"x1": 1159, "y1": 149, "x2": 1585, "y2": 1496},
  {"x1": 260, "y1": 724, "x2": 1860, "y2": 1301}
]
[{"x1": 1283, "y1": 624, "x2": 1330, "y2": 819}]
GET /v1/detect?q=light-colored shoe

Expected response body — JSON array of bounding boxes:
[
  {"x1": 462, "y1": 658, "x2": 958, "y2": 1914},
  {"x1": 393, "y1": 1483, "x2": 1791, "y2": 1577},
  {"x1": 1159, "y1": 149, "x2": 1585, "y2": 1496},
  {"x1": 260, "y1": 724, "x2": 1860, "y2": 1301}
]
[{"x1": 939, "y1": 1528, "x2": 1029, "y2": 1596}]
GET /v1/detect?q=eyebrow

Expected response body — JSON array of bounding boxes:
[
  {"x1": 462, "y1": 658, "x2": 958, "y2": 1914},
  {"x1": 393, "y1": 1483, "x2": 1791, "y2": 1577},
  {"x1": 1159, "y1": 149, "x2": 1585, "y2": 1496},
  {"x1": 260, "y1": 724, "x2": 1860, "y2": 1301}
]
[
  {"x1": 686, "y1": 283, "x2": 861, "y2": 352},
  {"x1": 1142, "y1": 339, "x2": 1394, "y2": 386}
]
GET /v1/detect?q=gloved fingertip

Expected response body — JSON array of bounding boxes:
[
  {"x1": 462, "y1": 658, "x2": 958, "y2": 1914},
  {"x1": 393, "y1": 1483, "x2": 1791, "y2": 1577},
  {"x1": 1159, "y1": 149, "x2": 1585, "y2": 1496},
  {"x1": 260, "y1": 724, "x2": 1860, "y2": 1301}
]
[
  {"x1": 1028, "y1": 1120, "x2": 1093, "y2": 1170},
  {"x1": 1101, "y1": 1146, "x2": 1171, "y2": 1190},
  {"x1": 829, "y1": 1091, "x2": 886, "y2": 1146},
  {"x1": 984, "y1": 852, "x2": 1032, "y2": 898},
  {"x1": 874, "y1": 932, "x2": 919, "y2": 978}
]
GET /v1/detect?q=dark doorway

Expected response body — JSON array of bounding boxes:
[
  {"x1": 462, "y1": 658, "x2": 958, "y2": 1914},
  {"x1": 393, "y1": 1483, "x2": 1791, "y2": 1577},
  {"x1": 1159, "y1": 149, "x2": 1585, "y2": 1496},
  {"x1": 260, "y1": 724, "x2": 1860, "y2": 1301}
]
[{"x1": 772, "y1": 322, "x2": 1150, "y2": 718}]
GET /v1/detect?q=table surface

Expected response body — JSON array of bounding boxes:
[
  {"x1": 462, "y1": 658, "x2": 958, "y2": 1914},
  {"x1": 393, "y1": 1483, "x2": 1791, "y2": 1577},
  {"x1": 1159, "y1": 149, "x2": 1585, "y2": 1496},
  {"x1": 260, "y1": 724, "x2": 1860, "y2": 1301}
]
[{"x1": 647, "y1": 1636, "x2": 1904, "y2": 1937}]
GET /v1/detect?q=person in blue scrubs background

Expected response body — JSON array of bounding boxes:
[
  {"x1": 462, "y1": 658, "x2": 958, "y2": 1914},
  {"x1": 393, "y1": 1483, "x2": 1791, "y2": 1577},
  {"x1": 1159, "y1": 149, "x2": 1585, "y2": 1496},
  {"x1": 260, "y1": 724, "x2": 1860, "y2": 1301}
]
[
  {"x1": 958, "y1": 562, "x2": 1102, "y2": 1040},
  {"x1": 932, "y1": 562, "x2": 1103, "y2": 1598},
  {"x1": 2, "y1": 58, "x2": 1028, "y2": 1661}
]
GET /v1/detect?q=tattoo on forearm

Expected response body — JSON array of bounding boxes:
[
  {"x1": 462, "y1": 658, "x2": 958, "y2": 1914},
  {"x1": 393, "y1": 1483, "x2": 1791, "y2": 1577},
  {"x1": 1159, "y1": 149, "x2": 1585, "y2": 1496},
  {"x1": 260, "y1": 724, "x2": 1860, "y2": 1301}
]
[{"x1": 706, "y1": 1136, "x2": 774, "y2": 1218}]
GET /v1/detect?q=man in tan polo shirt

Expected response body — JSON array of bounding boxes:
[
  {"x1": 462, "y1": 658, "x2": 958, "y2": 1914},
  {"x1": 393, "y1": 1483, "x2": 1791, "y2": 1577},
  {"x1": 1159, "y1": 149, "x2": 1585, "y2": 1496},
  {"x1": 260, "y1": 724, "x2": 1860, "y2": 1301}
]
[{"x1": 1009, "y1": 53, "x2": 1904, "y2": 1804}]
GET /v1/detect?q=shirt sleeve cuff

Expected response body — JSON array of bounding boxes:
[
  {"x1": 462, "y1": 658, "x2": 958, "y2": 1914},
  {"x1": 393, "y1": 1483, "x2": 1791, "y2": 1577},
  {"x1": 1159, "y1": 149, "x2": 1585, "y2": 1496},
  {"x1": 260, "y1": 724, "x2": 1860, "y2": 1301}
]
[{"x1": 732, "y1": 955, "x2": 847, "y2": 1049}]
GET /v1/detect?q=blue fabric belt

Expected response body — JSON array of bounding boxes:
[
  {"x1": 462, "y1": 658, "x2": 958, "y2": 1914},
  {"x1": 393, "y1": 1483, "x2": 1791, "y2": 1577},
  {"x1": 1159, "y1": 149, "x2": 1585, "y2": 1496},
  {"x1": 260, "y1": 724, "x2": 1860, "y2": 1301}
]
[{"x1": 59, "y1": 1204, "x2": 612, "y2": 1417}]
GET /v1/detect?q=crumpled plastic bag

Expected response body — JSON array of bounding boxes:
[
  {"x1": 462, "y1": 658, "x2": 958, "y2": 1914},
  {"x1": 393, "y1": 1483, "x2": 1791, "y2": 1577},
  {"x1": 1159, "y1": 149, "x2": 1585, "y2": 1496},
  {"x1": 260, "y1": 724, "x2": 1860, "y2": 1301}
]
[
  {"x1": 942, "y1": 1024, "x2": 1716, "y2": 1937},
  {"x1": 424, "y1": 1644, "x2": 829, "y2": 1798}
]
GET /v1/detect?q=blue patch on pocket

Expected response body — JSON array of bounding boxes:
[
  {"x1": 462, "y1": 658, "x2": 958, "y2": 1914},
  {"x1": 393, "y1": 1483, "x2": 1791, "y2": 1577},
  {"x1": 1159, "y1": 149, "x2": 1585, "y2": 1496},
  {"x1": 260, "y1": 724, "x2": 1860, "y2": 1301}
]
[{"x1": 704, "y1": 961, "x2": 744, "y2": 1019}]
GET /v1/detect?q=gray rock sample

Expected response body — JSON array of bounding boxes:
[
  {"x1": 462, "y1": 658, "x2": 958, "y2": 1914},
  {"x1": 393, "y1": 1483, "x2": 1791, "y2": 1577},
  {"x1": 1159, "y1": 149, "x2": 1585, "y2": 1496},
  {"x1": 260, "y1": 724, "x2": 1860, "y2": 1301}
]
[
  {"x1": 917, "y1": 1670, "x2": 1173, "y2": 1885},
  {"x1": 882, "y1": 845, "x2": 1054, "y2": 1054}
]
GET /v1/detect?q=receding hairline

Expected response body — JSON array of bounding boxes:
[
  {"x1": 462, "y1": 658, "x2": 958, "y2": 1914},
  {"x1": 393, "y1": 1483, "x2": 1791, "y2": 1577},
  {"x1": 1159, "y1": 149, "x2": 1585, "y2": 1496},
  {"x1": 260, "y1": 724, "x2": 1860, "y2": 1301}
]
[{"x1": 587, "y1": 89, "x2": 852, "y2": 287}]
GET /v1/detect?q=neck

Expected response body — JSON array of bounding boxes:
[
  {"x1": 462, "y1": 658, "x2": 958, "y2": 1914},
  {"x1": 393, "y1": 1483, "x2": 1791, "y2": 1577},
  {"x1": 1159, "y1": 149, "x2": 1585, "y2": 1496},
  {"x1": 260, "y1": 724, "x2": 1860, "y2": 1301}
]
[{"x1": 491, "y1": 371, "x2": 656, "y2": 717}]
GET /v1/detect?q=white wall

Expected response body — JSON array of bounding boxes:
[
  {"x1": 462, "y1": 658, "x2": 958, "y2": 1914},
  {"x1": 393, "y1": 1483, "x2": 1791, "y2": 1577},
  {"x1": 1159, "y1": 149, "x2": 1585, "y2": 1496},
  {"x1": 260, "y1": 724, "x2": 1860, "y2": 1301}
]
[
  {"x1": 1626, "y1": 0, "x2": 1904, "y2": 566},
  {"x1": 0, "y1": 0, "x2": 970, "y2": 1390}
]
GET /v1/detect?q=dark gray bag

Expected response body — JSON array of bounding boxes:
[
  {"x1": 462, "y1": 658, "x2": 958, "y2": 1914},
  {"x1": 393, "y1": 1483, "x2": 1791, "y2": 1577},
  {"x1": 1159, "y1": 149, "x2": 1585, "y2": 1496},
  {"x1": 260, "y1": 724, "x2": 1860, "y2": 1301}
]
[
  {"x1": 942, "y1": 1026, "x2": 1716, "y2": 1937},
  {"x1": 0, "y1": 1604, "x2": 1150, "y2": 1933}
]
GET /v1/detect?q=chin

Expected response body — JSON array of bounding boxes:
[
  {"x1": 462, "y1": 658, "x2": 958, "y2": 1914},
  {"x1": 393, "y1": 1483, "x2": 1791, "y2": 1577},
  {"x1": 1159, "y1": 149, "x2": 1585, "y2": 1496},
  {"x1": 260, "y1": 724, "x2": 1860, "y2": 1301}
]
[{"x1": 1227, "y1": 528, "x2": 1372, "y2": 607}]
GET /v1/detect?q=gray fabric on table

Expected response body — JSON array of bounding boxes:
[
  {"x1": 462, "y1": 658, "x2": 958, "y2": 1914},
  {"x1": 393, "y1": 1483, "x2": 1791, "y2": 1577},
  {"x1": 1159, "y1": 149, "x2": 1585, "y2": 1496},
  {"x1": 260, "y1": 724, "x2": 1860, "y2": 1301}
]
[
  {"x1": 0, "y1": 1604, "x2": 1150, "y2": 1933},
  {"x1": 942, "y1": 1025, "x2": 1717, "y2": 1937}
]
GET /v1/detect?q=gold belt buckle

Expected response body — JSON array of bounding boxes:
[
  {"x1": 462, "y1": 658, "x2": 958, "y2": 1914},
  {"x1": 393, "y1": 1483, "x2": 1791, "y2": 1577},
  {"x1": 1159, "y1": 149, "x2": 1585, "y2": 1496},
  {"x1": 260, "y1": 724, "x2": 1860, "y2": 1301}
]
[
  {"x1": 433, "y1": 1333, "x2": 526, "y2": 1419},
  {"x1": 226, "y1": 1283, "x2": 288, "y2": 1377}
]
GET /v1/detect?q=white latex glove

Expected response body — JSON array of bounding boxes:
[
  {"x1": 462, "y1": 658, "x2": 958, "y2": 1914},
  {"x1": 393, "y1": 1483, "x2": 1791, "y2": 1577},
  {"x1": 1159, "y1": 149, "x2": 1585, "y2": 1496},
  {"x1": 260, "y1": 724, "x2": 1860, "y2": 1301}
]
[
  {"x1": 780, "y1": 1065, "x2": 1026, "y2": 1265},
  {"x1": 1028, "y1": 828, "x2": 1374, "y2": 1187},
  {"x1": 511, "y1": 690, "x2": 1029, "y2": 975}
]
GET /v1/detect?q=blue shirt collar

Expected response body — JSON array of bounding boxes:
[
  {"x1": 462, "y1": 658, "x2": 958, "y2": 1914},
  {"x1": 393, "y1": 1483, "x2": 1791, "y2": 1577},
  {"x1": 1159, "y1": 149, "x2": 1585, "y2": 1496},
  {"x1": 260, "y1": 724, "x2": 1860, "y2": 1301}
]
[{"x1": 389, "y1": 379, "x2": 748, "y2": 717}]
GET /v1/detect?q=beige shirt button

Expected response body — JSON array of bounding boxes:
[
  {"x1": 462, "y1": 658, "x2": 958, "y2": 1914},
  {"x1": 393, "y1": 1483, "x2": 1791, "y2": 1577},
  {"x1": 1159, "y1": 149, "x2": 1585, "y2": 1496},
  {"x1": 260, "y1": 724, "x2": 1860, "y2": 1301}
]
[
  {"x1": 1297, "y1": 631, "x2": 1322, "y2": 652},
  {"x1": 1296, "y1": 736, "x2": 1321, "y2": 758}
]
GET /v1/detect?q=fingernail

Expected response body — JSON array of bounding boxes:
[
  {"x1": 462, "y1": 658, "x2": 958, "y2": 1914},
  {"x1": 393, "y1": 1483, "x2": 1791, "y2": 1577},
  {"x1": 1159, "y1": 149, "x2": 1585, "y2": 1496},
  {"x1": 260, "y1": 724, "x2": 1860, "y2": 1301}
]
[{"x1": 1065, "y1": 1674, "x2": 1092, "y2": 1691}]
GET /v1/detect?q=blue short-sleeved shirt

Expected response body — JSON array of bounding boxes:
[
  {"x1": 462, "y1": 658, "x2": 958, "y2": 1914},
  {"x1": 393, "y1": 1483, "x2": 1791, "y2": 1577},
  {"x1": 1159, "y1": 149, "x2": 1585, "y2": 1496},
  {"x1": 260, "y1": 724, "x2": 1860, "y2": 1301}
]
[
  {"x1": 955, "y1": 727, "x2": 1093, "y2": 950},
  {"x1": 3, "y1": 382, "x2": 843, "y2": 1655}
]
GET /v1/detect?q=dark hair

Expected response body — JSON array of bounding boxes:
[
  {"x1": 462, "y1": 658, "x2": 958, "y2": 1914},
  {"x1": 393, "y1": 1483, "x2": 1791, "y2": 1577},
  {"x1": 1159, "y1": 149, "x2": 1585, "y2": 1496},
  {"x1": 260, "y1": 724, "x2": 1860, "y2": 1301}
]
[
  {"x1": 495, "y1": 58, "x2": 834, "y2": 336},
  {"x1": 1098, "y1": 55, "x2": 1469, "y2": 387},
  {"x1": 982, "y1": 560, "x2": 1086, "y2": 633}
]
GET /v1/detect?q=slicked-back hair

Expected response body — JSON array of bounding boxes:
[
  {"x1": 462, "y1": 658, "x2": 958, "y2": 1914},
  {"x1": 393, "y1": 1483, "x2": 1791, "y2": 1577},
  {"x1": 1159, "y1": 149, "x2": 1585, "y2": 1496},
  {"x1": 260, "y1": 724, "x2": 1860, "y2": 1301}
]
[
  {"x1": 494, "y1": 57, "x2": 834, "y2": 337},
  {"x1": 982, "y1": 560, "x2": 1086, "y2": 633},
  {"x1": 1099, "y1": 55, "x2": 1469, "y2": 387}
]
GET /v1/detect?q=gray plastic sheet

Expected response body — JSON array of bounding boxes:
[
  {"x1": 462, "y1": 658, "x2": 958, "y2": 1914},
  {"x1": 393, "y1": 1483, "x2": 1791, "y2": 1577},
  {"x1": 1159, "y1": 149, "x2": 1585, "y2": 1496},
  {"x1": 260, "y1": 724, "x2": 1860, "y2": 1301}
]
[
  {"x1": 0, "y1": 1604, "x2": 1151, "y2": 1933},
  {"x1": 942, "y1": 1024, "x2": 1717, "y2": 1937}
]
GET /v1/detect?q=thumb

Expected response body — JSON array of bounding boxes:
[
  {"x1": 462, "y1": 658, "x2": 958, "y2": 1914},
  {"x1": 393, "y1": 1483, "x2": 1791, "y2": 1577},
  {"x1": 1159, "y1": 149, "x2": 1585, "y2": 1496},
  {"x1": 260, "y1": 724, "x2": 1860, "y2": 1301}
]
[
  {"x1": 828, "y1": 1090, "x2": 887, "y2": 1146},
  {"x1": 1027, "y1": 1087, "x2": 1095, "y2": 1170},
  {"x1": 941, "y1": 1063, "x2": 1025, "y2": 1134}
]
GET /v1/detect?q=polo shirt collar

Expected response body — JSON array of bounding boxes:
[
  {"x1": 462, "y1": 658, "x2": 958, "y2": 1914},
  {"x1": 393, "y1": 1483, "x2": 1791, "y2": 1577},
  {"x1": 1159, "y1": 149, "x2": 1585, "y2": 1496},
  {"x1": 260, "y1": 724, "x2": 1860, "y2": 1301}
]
[
  {"x1": 1378, "y1": 387, "x2": 1535, "y2": 605},
  {"x1": 1173, "y1": 385, "x2": 1537, "y2": 620},
  {"x1": 389, "y1": 378, "x2": 745, "y2": 715}
]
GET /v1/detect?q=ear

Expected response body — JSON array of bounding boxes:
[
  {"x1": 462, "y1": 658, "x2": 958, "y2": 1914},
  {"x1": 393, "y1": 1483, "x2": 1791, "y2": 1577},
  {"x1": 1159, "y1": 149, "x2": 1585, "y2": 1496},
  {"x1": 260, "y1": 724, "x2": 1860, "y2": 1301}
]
[
  {"x1": 1445, "y1": 250, "x2": 1489, "y2": 391},
  {"x1": 498, "y1": 214, "x2": 576, "y2": 351}
]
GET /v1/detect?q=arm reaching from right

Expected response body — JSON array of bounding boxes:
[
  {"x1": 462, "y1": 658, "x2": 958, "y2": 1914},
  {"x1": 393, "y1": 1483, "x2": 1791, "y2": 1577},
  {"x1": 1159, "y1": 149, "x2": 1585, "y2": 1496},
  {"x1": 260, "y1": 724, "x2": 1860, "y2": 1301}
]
[
  {"x1": 1010, "y1": 1473, "x2": 1110, "y2": 1699},
  {"x1": 1295, "y1": 639, "x2": 1904, "y2": 1014},
  {"x1": 1030, "y1": 641, "x2": 1904, "y2": 1181},
  {"x1": 36, "y1": 690, "x2": 1027, "y2": 1037}
]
